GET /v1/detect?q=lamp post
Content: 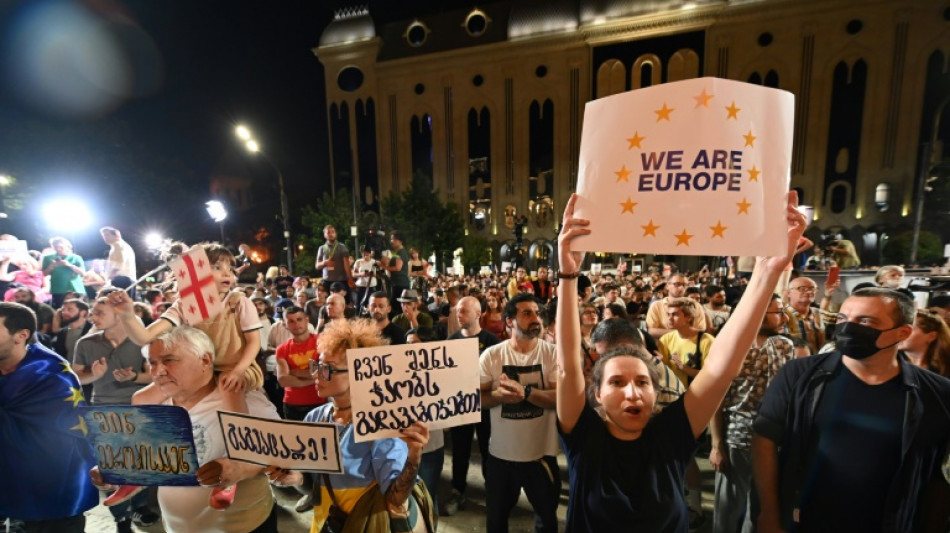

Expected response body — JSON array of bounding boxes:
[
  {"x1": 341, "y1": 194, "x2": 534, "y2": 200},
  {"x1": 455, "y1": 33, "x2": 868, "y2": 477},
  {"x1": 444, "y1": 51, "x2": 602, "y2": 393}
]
[
  {"x1": 911, "y1": 94, "x2": 950, "y2": 264},
  {"x1": 235, "y1": 125, "x2": 293, "y2": 269},
  {"x1": 206, "y1": 200, "x2": 227, "y2": 242}
]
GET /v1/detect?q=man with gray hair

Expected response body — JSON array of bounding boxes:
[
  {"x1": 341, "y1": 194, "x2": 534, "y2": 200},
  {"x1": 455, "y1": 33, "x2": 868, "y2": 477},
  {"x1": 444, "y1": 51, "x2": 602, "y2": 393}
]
[{"x1": 94, "y1": 326, "x2": 281, "y2": 532}]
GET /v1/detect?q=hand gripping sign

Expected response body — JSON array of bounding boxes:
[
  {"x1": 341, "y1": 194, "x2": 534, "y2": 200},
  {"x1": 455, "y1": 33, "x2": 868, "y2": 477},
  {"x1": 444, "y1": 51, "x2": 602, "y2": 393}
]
[
  {"x1": 347, "y1": 338, "x2": 482, "y2": 443},
  {"x1": 573, "y1": 77, "x2": 794, "y2": 257}
]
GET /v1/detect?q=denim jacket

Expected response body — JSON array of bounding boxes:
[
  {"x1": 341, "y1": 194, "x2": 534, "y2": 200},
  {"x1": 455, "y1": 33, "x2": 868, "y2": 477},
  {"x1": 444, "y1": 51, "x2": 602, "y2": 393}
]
[{"x1": 754, "y1": 351, "x2": 950, "y2": 532}]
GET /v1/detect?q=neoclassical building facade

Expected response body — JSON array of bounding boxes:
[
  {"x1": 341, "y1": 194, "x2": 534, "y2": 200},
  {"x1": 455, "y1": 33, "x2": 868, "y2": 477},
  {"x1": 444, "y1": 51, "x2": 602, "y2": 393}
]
[{"x1": 313, "y1": 0, "x2": 950, "y2": 269}]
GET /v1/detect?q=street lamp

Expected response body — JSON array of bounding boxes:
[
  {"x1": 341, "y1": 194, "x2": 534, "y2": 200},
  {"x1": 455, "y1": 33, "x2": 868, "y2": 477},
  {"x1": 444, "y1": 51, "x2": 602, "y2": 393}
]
[
  {"x1": 43, "y1": 198, "x2": 92, "y2": 234},
  {"x1": 911, "y1": 94, "x2": 950, "y2": 264},
  {"x1": 206, "y1": 200, "x2": 227, "y2": 242},
  {"x1": 144, "y1": 232, "x2": 164, "y2": 250},
  {"x1": 233, "y1": 124, "x2": 293, "y2": 269}
]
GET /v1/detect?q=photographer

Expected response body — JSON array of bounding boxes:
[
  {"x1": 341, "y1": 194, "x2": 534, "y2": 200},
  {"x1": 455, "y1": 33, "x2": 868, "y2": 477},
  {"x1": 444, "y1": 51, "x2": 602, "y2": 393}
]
[
  {"x1": 826, "y1": 234, "x2": 861, "y2": 269},
  {"x1": 351, "y1": 246, "x2": 378, "y2": 313}
]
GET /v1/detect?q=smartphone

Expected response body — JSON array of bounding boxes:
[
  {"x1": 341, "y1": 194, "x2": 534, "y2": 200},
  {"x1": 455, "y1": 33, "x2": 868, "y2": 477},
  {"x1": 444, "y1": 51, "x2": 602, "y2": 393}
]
[{"x1": 827, "y1": 265, "x2": 840, "y2": 286}]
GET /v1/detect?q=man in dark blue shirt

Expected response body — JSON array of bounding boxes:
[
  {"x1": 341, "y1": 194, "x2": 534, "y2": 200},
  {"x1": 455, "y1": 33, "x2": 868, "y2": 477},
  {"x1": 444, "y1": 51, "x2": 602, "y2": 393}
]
[{"x1": 753, "y1": 288, "x2": 950, "y2": 533}]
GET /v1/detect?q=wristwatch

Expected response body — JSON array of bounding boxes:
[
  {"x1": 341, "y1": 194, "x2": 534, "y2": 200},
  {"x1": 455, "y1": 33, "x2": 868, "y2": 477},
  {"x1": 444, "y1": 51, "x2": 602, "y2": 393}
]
[{"x1": 524, "y1": 385, "x2": 533, "y2": 400}]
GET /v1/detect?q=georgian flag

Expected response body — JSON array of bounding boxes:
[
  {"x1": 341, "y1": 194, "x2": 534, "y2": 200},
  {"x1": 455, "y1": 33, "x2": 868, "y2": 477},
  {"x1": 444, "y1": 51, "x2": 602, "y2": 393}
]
[{"x1": 170, "y1": 246, "x2": 224, "y2": 325}]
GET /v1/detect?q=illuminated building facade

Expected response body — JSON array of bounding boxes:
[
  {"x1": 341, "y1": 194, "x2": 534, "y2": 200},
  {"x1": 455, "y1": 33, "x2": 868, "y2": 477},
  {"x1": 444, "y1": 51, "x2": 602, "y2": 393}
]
[{"x1": 314, "y1": 0, "x2": 950, "y2": 268}]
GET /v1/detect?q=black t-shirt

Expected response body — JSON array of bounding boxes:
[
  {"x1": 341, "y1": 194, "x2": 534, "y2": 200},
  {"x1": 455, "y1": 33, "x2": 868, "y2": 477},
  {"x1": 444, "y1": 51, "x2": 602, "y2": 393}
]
[
  {"x1": 798, "y1": 365, "x2": 905, "y2": 532},
  {"x1": 379, "y1": 322, "x2": 406, "y2": 346},
  {"x1": 448, "y1": 329, "x2": 501, "y2": 352},
  {"x1": 559, "y1": 397, "x2": 697, "y2": 532}
]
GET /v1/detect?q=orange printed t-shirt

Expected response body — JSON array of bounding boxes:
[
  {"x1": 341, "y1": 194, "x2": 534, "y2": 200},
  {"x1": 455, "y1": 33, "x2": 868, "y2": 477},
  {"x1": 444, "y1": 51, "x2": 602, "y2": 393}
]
[{"x1": 275, "y1": 334, "x2": 324, "y2": 406}]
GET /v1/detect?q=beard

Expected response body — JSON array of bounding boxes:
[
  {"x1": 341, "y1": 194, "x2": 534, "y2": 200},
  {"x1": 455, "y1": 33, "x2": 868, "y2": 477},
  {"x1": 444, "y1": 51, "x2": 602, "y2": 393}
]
[
  {"x1": 517, "y1": 323, "x2": 543, "y2": 339},
  {"x1": 759, "y1": 326, "x2": 780, "y2": 338}
]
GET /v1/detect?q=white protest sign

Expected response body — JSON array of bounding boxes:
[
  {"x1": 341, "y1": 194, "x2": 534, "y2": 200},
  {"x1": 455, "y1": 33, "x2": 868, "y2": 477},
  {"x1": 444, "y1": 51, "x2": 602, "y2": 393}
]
[
  {"x1": 574, "y1": 77, "x2": 793, "y2": 256},
  {"x1": 218, "y1": 412, "x2": 343, "y2": 473},
  {"x1": 347, "y1": 338, "x2": 481, "y2": 443},
  {"x1": 0, "y1": 240, "x2": 27, "y2": 259}
]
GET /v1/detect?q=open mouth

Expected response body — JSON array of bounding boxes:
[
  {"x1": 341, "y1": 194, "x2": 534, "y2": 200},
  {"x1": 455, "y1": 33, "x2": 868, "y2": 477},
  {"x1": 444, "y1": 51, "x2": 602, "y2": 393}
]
[{"x1": 624, "y1": 406, "x2": 643, "y2": 416}]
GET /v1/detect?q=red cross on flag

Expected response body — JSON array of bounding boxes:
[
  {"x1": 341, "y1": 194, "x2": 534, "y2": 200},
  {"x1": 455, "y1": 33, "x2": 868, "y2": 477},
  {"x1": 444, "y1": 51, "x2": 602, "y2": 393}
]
[
  {"x1": 169, "y1": 246, "x2": 224, "y2": 325},
  {"x1": 573, "y1": 77, "x2": 794, "y2": 257}
]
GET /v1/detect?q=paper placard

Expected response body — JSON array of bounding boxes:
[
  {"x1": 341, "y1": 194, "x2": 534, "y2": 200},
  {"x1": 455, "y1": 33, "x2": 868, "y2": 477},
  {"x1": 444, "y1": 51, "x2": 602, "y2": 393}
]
[
  {"x1": 574, "y1": 77, "x2": 793, "y2": 256},
  {"x1": 0, "y1": 239, "x2": 27, "y2": 258},
  {"x1": 347, "y1": 338, "x2": 481, "y2": 443},
  {"x1": 218, "y1": 412, "x2": 342, "y2": 473},
  {"x1": 501, "y1": 261, "x2": 511, "y2": 273},
  {"x1": 80, "y1": 405, "x2": 199, "y2": 486}
]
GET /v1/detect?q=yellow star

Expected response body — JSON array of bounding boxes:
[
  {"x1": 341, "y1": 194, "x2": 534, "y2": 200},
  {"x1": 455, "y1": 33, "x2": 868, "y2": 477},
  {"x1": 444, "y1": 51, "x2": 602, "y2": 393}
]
[
  {"x1": 619, "y1": 197, "x2": 638, "y2": 214},
  {"x1": 59, "y1": 360, "x2": 72, "y2": 373},
  {"x1": 71, "y1": 416, "x2": 88, "y2": 437},
  {"x1": 626, "y1": 131, "x2": 645, "y2": 150},
  {"x1": 693, "y1": 88, "x2": 714, "y2": 108},
  {"x1": 654, "y1": 103, "x2": 674, "y2": 122},
  {"x1": 64, "y1": 386, "x2": 84, "y2": 408},
  {"x1": 743, "y1": 129, "x2": 757, "y2": 148},
  {"x1": 736, "y1": 198, "x2": 752, "y2": 214},
  {"x1": 674, "y1": 229, "x2": 694, "y2": 247},
  {"x1": 63, "y1": 387, "x2": 85, "y2": 407},
  {"x1": 641, "y1": 219, "x2": 660, "y2": 237},
  {"x1": 710, "y1": 220, "x2": 728, "y2": 238},
  {"x1": 747, "y1": 165, "x2": 760, "y2": 182},
  {"x1": 615, "y1": 165, "x2": 632, "y2": 182},
  {"x1": 725, "y1": 101, "x2": 741, "y2": 120}
]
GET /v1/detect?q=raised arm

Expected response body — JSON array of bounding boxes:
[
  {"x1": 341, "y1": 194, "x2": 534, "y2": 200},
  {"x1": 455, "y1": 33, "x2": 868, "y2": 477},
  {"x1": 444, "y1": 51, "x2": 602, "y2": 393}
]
[
  {"x1": 555, "y1": 194, "x2": 591, "y2": 434},
  {"x1": 107, "y1": 290, "x2": 172, "y2": 344},
  {"x1": 682, "y1": 192, "x2": 806, "y2": 437}
]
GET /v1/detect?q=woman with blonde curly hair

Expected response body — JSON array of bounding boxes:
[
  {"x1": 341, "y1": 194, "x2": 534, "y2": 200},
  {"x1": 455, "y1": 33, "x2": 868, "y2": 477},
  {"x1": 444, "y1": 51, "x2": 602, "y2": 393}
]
[
  {"x1": 898, "y1": 308, "x2": 950, "y2": 377},
  {"x1": 267, "y1": 319, "x2": 435, "y2": 533}
]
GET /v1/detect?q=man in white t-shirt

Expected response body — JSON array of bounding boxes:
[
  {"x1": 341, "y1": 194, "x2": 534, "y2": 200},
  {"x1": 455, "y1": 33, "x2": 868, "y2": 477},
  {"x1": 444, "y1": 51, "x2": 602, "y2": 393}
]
[
  {"x1": 100, "y1": 226, "x2": 137, "y2": 295},
  {"x1": 479, "y1": 292, "x2": 559, "y2": 533},
  {"x1": 148, "y1": 326, "x2": 278, "y2": 532}
]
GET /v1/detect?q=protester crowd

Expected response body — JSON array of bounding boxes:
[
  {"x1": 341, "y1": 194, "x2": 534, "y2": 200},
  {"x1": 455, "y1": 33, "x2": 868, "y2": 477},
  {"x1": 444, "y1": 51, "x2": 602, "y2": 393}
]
[{"x1": 1, "y1": 214, "x2": 948, "y2": 533}]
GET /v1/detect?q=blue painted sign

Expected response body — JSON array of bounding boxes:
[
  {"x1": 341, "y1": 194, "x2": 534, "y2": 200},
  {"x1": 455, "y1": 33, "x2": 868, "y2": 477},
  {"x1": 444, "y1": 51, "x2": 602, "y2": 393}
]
[{"x1": 80, "y1": 405, "x2": 199, "y2": 486}]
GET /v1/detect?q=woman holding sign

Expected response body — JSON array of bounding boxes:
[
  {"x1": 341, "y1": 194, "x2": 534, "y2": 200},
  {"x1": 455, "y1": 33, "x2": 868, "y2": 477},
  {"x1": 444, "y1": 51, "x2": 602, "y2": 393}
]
[
  {"x1": 266, "y1": 319, "x2": 436, "y2": 533},
  {"x1": 554, "y1": 192, "x2": 806, "y2": 532}
]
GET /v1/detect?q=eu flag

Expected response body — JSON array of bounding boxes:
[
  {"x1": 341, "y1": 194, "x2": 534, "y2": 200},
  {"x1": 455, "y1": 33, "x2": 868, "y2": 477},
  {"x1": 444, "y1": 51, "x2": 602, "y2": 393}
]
[{"x1": 0, "y1": 343, "x2": 99, "y2": 520}]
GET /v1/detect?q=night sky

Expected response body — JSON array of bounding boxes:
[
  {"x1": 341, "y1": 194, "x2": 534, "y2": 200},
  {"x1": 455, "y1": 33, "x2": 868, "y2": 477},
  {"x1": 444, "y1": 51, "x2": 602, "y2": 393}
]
[{"x1": 0, "y1": 0, "x2": 491, "y2": 259}]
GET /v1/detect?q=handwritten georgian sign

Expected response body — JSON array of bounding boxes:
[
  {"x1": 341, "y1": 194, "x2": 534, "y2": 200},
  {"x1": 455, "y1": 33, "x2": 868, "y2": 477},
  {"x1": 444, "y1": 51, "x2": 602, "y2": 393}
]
[
  {"x1": 218, "y1": 412, "x2": 343, "y2": 473},
  {"x1": 80, "y1": 405, "x2": 199, "y2": 486},
  {"x1": 574, "y1": 77, "x2": 794, "y2": 257},
  {"x1": 348, "y1": 338, "x2": 482, "y2": 443}
]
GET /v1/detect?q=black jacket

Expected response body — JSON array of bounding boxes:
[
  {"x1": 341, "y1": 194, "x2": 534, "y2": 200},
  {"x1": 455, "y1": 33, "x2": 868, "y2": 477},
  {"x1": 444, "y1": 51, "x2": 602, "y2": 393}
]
[{"x1": 754, "y1": 351, "x2": 950, "y2": 532}]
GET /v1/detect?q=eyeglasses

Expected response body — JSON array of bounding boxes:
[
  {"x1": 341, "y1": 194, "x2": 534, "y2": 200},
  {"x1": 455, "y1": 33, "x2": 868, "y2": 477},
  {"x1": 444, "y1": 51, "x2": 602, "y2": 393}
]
[
  {"x1": 764, "y1": 311, "x2": 785, "y2": 315},
  {"x1": 309, "y1": 360, "x2": 349, "y2": 380},
  {"x1": 789, "y1": 287, "x2": 817, "y2": 294},
  {"x1": 669, "y1": 282, "x2": 687, "y2": 287}
]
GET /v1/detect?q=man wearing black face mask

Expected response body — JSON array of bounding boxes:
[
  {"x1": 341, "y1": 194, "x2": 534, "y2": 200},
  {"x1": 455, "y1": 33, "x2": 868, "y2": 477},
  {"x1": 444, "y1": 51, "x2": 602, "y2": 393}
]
[{"x1": 752, "y1": 288, "x2": 950, "y2": 533}]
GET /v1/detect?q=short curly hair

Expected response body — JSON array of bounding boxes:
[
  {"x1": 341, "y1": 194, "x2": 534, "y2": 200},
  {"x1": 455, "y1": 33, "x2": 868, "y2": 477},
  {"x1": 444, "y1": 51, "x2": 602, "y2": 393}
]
[{"x1": 317, "y1": 319, "x2": 388, "y2": 357}]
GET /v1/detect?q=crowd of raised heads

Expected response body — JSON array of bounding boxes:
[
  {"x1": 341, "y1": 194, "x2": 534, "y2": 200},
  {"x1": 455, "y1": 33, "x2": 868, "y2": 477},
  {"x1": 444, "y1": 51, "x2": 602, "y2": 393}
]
[{"x1": 3, "y1": 216, "x2": 949, "y2": 533}]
